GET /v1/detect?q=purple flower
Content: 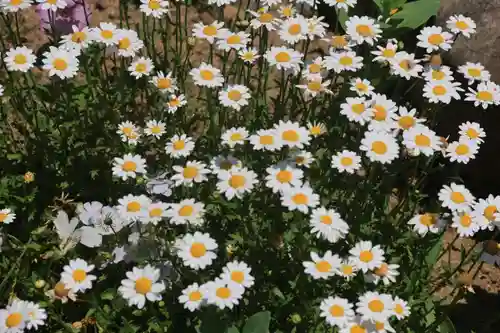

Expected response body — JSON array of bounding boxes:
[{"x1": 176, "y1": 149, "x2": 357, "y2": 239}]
[{"x1": 36, "y1": 0, "x2": 91, "y2": 35}]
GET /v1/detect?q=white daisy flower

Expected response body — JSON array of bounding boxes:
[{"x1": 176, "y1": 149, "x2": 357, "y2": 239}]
[
  {"x1": 262, "y1": 0, "x2": 281, "y2": 6},
  {"x1": 150, "y1": 71, "x2": 177, "y2": 93},
  {"x1": 368, "y1": 94, "x2": 398, "y2": 132},
  {"x1": 279, "y1": 15, "x2": 308, "y2": 44},
  {"x1": 112, "y1": 153, "x2": 147, "y2": 180},
  {"x1": 390, "y1": 51, "x2": 423, "y2": 79},
  {"x1": 371, "y1": 39, "x2": 398, "y2": 63},
  {"x1": 416, "y1": 26, "x2": 454, "y2": 53},
  {"x1": 61, "y1": 258, "x2": 96, "y2": 293},
  {"x1": 274, "y1": 120, "x2": 310, "y2": 149},
  {"x1": 446, "y1": 14, "x2": 476, "y2": 38},
  {"x1": 296, "y1": 79, "x2": 332, "y2": 98},
  {"x1": 393, "y1": 106, "x2": 425, "y2": 132},
  {"x1": 165, "y1": 134, "x2": 195, "y2": 158},
  {"x1": 408, "y1": 213, "x2": 444, "y2": 236},
  {"x1": 190, "y1": 62, "x2": 224, "y2": 87},
  {"x1": 446, "y1": 138, "x2": 478, "y2": 164},
  {"x1": 128, "y1": 57, "x2": 154, "y2": 78},
  {"x1": 277, "y1": 3, "x2": 295, "y2": 18},
  {"x1": 238, "y1": 47, "x2": 260, "y2": 64},
  {"x1": 45, "y1": 281, "x2": 77, "y2": 303},
  {"x1": 422, "y1": 65, "x2": 454, "y2": 82},
  {"x1": 308, "y1": 122, "x2": 327, "y2": 137},
  {"x1": 249, "y1": 129, "x2": 283, "y2": 151},
  {"x1": 0, "y1": 299, "x2": 28, "y2": 332},
  {"x1": 345, "y1": 15, "x2": 382, "y2": 46},
  {"x1": 458, "y1": 62, "x2": 490, "y2": 85},
  {"x1": 320, "y1": 296, "x2": 355, "y2": 328},
  {"x1": 118, "y1": 265, "x2": 165, "y2": 309},
  {"x1": 117, "y1": 121, "x2": 141, "y2": 144},
  {"x1": 60, "y1": 26, "x2": 93, "y2": 52},
  {"x1": 210, "y1": 155, "x2": 242, "y2": 174},
  {"x1": 203, "y1": 278, "x2": 244, "y2": 309},
  {"x1": 23, "y1": 301, "x2": 47, "y2": 330},
  {"x1": 374, "y1": 320, "x2": 396, "y2": 333},
  {"x1": 217, "y1": 30, "x2": 250, "y2": 51},
  {"x1": 221, "y1": 127, "x2": 249, "y2": 148},
  {"x1": 340, "y1": 97, "x2": 372, "y2": 124},
  {"x1": 306, "y1": 16, "x2": 328, "y2": 39},
  {"x1": 423, "y1": 80, "x2": 463, "y2": 104},
  {"x1": 175, "y1": 232, "x2": 217, "y2": 270},
  {"x1": 4, "y1": 46, "x2": 36, "y2": 72},
  {"x1": 360, "y1": 130, "x2": 399, "y2": 164},
  {"x1": 166, "y1": 199, "x2": 205, "y2": 226},
  {"x1": 145, "y1": 201, "x2": 169, "y2": 225},
  {"x1": 139, "y1": 0, "x2": 168, "y2": 18},
  {"x1": 178, "y1": 283, "x2": 204, "y2": 312},
  {"x1": 218, "y1": 84, "x2": 251, "y2": 111},
  {"x1": 216, "y1": 167, "x2": 258, "y2": 200},
  {"x1": 92, "y1": 22, "x2": 120, "y2": 46},
  {"x1": 280, "y1": 183, "x2": 319, "y2": 213},
  {"x1": 143, "y1": 119, "x2": 166, "y2": 139},
  {"x1": 309, "y1": 207, "x2": 349, "y2": 243},
  {"x1": 264, "y1": 46, "x2": 303, "y2": 72},
  {"x1": 192, "y1": 20, "x2": 225, "y2": 43},
  {"x1": 265, "y1": 163, "x2": 303, "y2": 194},
  {"x1": 451, "y1": 210, "x2": 480, "y2": 237},
  {"x1": 324, "y1": 0, "x2": 356, "y2": 10},
  {"x1": 365, "y1": 262, "x2": 400, "y2": 285},
  {"x1": 349, "y1": 240, "x2": 385, "y2": 273},
  {"x1": 336, "y1": 258, "x2": 359, "y2": 280},
  {"x1": 392, "y1": 296, "x2": 410, "y2": 319},
  {"x1": 36, "y1": 0, "x2": 66, "y2": 11},
  {"x1": 171, "y1": 160, "x2": 210, "y2": 187},
  {"x1": 220, "y1": 261, "x2": 255, "y2": 288},
  {"x1": 339, "y1": 316, "x2": 375, "y2": 333},
  {"x1": 248, "y1": 8, "x2": 279, "y2": 30},
  {"x1": 465, "y1": 81, "x2": 500, "y2": 109},
  {"x1": 472, "y1": 195, "x2": 500, "y2": 230},
  {"x1": 116, "y1": 29, "x2": 144, "y2": 57},
  {"x1": 331, "y1": 150, "x2": 361, "y2": 174},
  {"x1": 480, "y1": 241, "x2": 500, "y2": 265},
  {"x1": 0, "y1": 208, "x2": 16, "y2": 224},
  {"x1": 146, "y1": 173, "x2": 173, "y2": 197},
  {"x1": 402, "y1": 125, "x2": 441, "y2": 157},
  {"x1": 303, "y1": 57, "x2": 324, "y2": 80},
  {"x1": 350, "y1": 78, "x2": 374, "y2": 96},
  {"x1": 324, "y1": 34, "x2": 354, "y2": 50},
  {"x1": 303, "y1": 250, "x2": 341, "y2": 279},
  {"x1": 458, "y1": 121, "x2": 485, "y2": 144},
  {"x1": 356, "y1": 292, "x2": 394, "y2": 323},
  {"x1": 42, "y1": 46, "x2": 79, "y2": 79},
  {"x1": 117, "y1": 194, "x2": 150, "y2": 222},
  {"x1": 287, "y1": 150, "x2": 315, "y2": 168},
  {"x1": 0, "y1": 0, "x2": 31, "y2": 11},
  {"x1": 166, "y1": 94, "x2": 187, "y2": 113},
  {"x1": 438, "y1": 183, "x2": 475, "y2": 212},
  {"x1": 323, "y1": 50, "x2": 363, "y2": 73}
]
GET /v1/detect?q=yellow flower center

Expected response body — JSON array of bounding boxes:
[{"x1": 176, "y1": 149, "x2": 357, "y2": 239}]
[
  {"x1": 455, "y1": 21, "x2": 469, "y2": 30},
  {"x1": 467, "y1": 68, "x2": 481, "y2": 77},
  {"x1": 230, "y1": 133, "x2": 243, "y2": 142},
  {"x1": 0, "y1": 213, "x2": 7, "y2": 222},
  {"x1": 339, "y1": 56, "x2": 353, "y2": 66},
  {"x1": 320, "y1": 215, "x2": 332, "y2": 225},
  {"x1": 331, "y1": 35, "x2": 348, "y2": 48},
  {"x1": 231, "y1": 271, "x2": 245, "y2": 283},
  {"x1": 6, "y1": 313, "x2": 23, "y2": 328},
  {"x1": 352, "y1": 103, "x2": 365, "y2": 114},
  {"x1": 282, "y1": 129, "x2": 299, "y2": 142},
  {"x1": 375, "y1": 322, "x2": 385, "y2": 331},
  {"x1": 432, "y1": 70, "x2": 446, "y2": 80},
  {"x1": 371, "y1": 141, "x2": 387, "y2": 155},
  {"x1": 356, "y1": 82, "x2": 368, "y2": 91},
  {"x1": 53, "y1": 58, "x2": 68, "y2": 71},
  {"x1": 307, "y1": 81, "x2": 322, "y2": 92},
  {"x1": 169, "y1": 98, "x2": 180, "y2": 107},
  {"x1": 173, "y1": 140, "x2": 185, "y2": 150},
  {"x1": 14, "y1": 54, "x2": 27, "y2": 64},
  {"x1": 374, "y1": 263, "x2": 388, "y2": 276},
  {"x1": 428, "y1": 34, "x2": 444, "y2": 45},
  {"x1": 460, "y1": 214, "x2": 472, "y2": 227},
  {"x1": 276, "y1": 170, "x2": 292, "y2": 183},
  {"x1": 157, "y1": 78, "x2": 171, "y2": 89},
  {"x1": 310, "y1": 126, "x2": 322, "y2": 136},
  {"x1": 484, "y1": 205, "x2": 497, "y2": 221},
  {"x1": 127, "y1": 201, "x2": 141, "y2": 212},
  {"x1": 54, "y1": 282, "x2": 70, "y2": 297},
  {"x1": 190, "y1": 242, "x2": 206, "y2": 258},
  {"x1": 351, "y1": 325, "x2": 367, "y2": 333},
  {"x1": 315, "y1": 260, "x2": 332, "y2": 273},
  {"x1": 451, "y1": 192, "x2": 466, "y2": 203},
  {"x1": 399, "y1": 60, "x2": 411, "y2": 71},
  {"x1": 200, "y1": 70, "x2": 214, "y2": 81},
  {"x1": 309, "y1": 63, "x2": 321, "y2": 73},
  {"x1": 292, "y1": 193, "x2": 308, "y2": 205},
  {"x1": 228, "y1": 90, "x2": 242, "y2": 101},
  {"x1": 455, "y1": 144, "x2": 469, "y2": 155},
  {"x1": 241, "y1": 52, "x2": 254, "y2": 61},
  {"x1": 282, "y1": 7, "x2": 292, "y2": 17},
  {"x1": 466, "y1": 128, "x2": 479, "y2": 139},
  {"x1": 72, "y1": 269, "x2": 87, "y2": 282},
  {"x1": 179, "y1": 205, "x2": 194, "y2": 217},
  {"x1": 260, "y1": 135, "x2": 273, "y2": 145},
  {"x1": 382, "y1": 48, "x2": 395, "y2": 58},
  {"x1": 477, "y1": 91, "x2": 493, "y2": 101},
  {"x1": 359, "y1": 250, "x2": 373, "y2": 262},
  {"x1": 72, "y1": 31, "x2": 87, "y2": 43},
  {"x1": 356, "y1": 24, "x2": 372, "y2": 37},
  {"x1": 122, "y1": 161, "x2": 137, "y2": 172},
  {"x1": 329, "y1": 305, "x2": 344, "y2": 317},
  {"x1": 275, "y1": 51, "x2": 291, "y2": 63},
  {"x1": 148, "y1": 0, "x2": 160, "y2": 10},
  {"x1": 340, "y1": 157, "x2": 353, "y2": 166},
  {"x1": 229, "y1": 175, "x2": 246, "y2": 188},
  {"x1": 135, "y1": 277, "x2": 152, "y2": 294},
  {"x1": 341, "y1": 264, "x2": 353, "y2": 275},
  {"x1": 151, "y1": 126, "x2": 162, "y2": 134},
  {"x1": 227, "y1": 35, "x2": 241, "y2": 44},
  {"x1": 136, "y1": 62, "x2": 149, "y2": 72},
  {"x1": 149, "y1": 208, "x2": 163, "y2": 217},
  {"x1": 368, "y1": 299, "x2": 384, "y2": 312},
  {"x1": 203, "y1": 25, "x2": 217, "y2": 36},
  {"x1": 420, "y1": 213, "x2": 436, "y2": 226},
  {"x1": 10, "y1": 0, "x2": 22, "y2": 5},
  {"x1": 183, "y1": 166, "x2": 198, "y2": 179},
  {"x1": 432, "y1": 85, "x2": 447, "y2": 96},
  {"x1": 216, "y1": 287, "x2": 231, "y2": 299},
  {"x1": 398, "y1": 116, "x2": 415, "y2": 129},
  {"x1": 259, "y1": 13, "x2": 273, "y2": 23},
  {"x1": 189, "y1": 291, "x2": 202, "y2": 301},
  {"x1": 288, "y1": 23, "x2": 301, "y2": 35},
  {"x1": 415, "y1": 134, "x2": 431, "y2": 147},
  {"x1": 101, "y1": 30, "x2": 113, "y2": 39},
  {"x1": 373, "y1": 105, "x2": 387, "y2": 121},
  {"x1": 395, "y1": 304, "x2": 404, "y2": 314},
  {"x1": 295, "y1": 156, "x2": 305, "y2": 164}
]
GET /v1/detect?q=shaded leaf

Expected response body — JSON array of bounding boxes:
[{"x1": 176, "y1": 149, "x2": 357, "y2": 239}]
[
  {"x1": 391, "y1": 0, "x2": 440, "y2": 29},
  {"x1": 242, "y1": 311, "x2": 271, "y2": 333}
]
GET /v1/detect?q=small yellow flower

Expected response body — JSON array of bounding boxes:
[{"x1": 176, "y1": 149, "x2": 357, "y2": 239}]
[{"x1": 23, "y1": 171, "x2": 35, "y2": 183}]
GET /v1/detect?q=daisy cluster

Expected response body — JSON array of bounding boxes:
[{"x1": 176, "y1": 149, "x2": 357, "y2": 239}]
[{"x1": 1, "y1": 0, "x2": 500, "y2": 332}]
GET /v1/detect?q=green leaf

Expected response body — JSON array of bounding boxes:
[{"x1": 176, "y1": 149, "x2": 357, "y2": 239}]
[
  {"x1": 439, "y1": 316, "x2": 457, "y2": 333},
  {"x1": 391, "y1": 0, "x2": 440, "y2": 29},
  {"x1": 227, "y1": 327, "x2": 240, "y2": 333},
  {"x1": 425, "y1": 234, "x2": 444, "y2": 267},
  {"x1": 242, "y1": 311, "x2": 271, "y2": 333},
  {"x1": 200, "y1": 311, "x2": 228, "y2": 333},
  {"x1": 373, "y1": 0, "x2": 407, "y2": 14},
  {"x1": 337, "y1": 9, "x2": 349, "y2": 30}
]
